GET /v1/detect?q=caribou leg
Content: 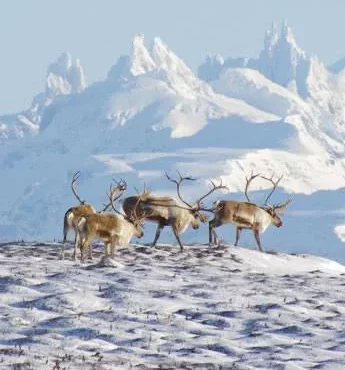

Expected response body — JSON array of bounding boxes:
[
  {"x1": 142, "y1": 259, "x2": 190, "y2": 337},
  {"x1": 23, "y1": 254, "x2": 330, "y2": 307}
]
[
  {"x1": 151, "y1": 223, "x2": 164, "y2": 247},
  {"x1": 110, "y1": 244, "x2": 115, "y2": 257},
  {"x1": 88, "y1": 242, "x2": 93, "y2": 260},
  {"x1": 208, "y1": 221, "x2": 214, "y2": 245},
  {"x1": 234, "y1": 227, "x2": 242, "y2": 246},
  {"x1": 73, "y1": 232, "x2": 80, "y2": 261},
  {"x1": 209, "y1": 218, "x2": 221, "y2": 246},
  {"x1": 171, "y1": 226, "x2": 184, "y2": 252},
  {"x1": 61, "y1": 217, "x2": 70, "y2": 259},
  {"x1": 110, "y1": 242, "x2": 117, "y2": 258},
  {"x1": 213, "y1": 229, "x2": 219, "y2": 245},
  {"x1": 80, "y1": 239, "x2": 90, "y2": 262},
  {"x1": 253, "y1": 228, "x2": 264, "y2": 252}
]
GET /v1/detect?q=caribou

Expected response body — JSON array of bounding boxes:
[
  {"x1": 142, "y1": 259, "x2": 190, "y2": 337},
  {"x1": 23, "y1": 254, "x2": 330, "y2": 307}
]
[
  {"x1": 208, "y1": 173, "x2": 292, "y2": 252},
  {"x1": 76, "y1": 186, "x2": 145, "y2": 262},
  {"x1": 122, "y1": 172, "x2": 227, "y2": 251},
  {"x1": 62, "y1": 172, "x2": 126, "y2": 260}
]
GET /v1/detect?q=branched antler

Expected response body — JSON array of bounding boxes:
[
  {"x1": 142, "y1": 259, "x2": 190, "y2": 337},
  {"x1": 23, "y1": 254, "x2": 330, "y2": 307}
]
[
  {"x1": 71, "y1": 171, "x2": 85, "y2": 204},
  {"x1": 107, "y1": 184, "x2": 126, "y2": 216},
  {"x1": 165, "y1": 171, "x2": 195, "y2": 209},
  {"x1": 134, "y1": 182, "x2": 151, "y2": 201},
  {"x1": 274, "y1": 198, "x2": 293, "y2": 214},
  {"x1": 196, "y1": 179, "x2": 228, "y2": 210},
  {"x1": 100, "y1": 179, "x2": 127, "y2": 213},
  {"x1": 244, "y1": 171, "x2": 261, "y2": 202},
  {"x1": 130, "y1": 187, "x2": 152, "y2": 225},
  {"x1": 113, "y1": 178, "x2": 127, "y2": 193},
  {"x1": 260, "y1": 174, "x2": 283, "y2": 206}
]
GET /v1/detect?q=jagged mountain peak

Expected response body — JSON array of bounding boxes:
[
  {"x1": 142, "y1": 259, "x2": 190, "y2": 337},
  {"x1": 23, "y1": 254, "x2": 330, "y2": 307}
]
[
  {"x1": 130, "y1": 34, "x2": 156, "y2": 76},
  {"x1": 198, "y1": 21, "x2": 317, "y2": 98},
  {"x1": 263, "y1": 19, "x2": 306, "y2": 57},
  {"x1": 0, "y1": 52, "x2": 86, "y2": 141},
  {"x1": 46, "y1": 52, "x2": 86, "y2": 97},
  {"x1": 264, "y1": 21, "x2": 279, "y2": 50},
  {"x1": 281, "y1": 20, "x2": 298, "y2": 45},
  {"x1": 48, "y1": 52, "x2": 72, "y2": 74},
  {"x1": 108, "y1": 35, "x2": 198, "y2": 79},
  {"x1": 107, "y1": 34, "x2": 156, "y2": 81},
  {"x1": 257, "y1": 21, "x2": 309, "y2": 90},
  {"x1": 151, "y1": 37, "x2": 191, "y2": 75},
  {"x1": 264, "y1": 20, "x2": 301, "y2": 52},
  {"x1": 106, "y1": 34, "x2": 214, "y2": 99}
]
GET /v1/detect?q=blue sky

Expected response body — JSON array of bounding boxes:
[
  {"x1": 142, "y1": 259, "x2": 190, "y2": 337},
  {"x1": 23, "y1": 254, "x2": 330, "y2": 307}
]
[{"x1": 1, "y1": 0, "x2": 344, "y2": 113}]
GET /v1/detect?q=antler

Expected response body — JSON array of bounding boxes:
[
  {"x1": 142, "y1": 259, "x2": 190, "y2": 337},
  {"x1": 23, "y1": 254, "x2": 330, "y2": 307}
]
[
  {"x1": 196, "y1": 179, "x2": 228, "y2": 210},
  {"x1": 134, "y1": 182, "x2": 151, "y2": 201},
  {"x1": 273, "y1": 198, "x2": 293, "y2": 215},
  {"x1": 113, "y1": 178, "x2": 127, "y2": 197},
  {"x1": 107, "y1": 186, "x2": 121, "y2": 215},
  {"x1": 130, "y1": 188, "x2": 152, "y2": 225},
  {"x1": 131, "y1": 196, "x2": 143, "y2": 225},
  {"x1": 101, "y1": 179, "x2": 127, "y2": 213},
  {"x1": 165, "y1": 171, "x2": 195, "y2": 209},
  {"x1": 260, "y1": 174, "x2": 283, "y2": 206},
  {"x1": 71, "y1": 171, "x2": 85, "y2": 204},
  {"x1": 244, "y1": 171, "x2": 261, "y2": 202}
]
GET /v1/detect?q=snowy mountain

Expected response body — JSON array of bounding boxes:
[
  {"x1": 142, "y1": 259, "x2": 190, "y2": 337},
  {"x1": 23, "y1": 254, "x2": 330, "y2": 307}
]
[
  {"x1": 199, "y1": 21, "x2": 317, "y2": 98},
  {"x1": 0, "y1": 53, "x2": 86, "y2": 141},
  {"x1": 1, "y1": 25, "x2": 345, "y2": 262},
  {"x1": 253, "y1": 21, "x2": 312, "y2": 97}
]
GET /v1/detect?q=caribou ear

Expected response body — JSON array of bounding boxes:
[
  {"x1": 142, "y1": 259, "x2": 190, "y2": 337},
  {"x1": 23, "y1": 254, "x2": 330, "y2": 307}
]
[{"x1": 275, "y1": 199, "x2": 292, "y2": 216}]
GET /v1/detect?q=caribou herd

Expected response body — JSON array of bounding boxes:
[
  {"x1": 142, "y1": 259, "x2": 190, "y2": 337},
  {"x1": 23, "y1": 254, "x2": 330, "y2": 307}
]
[{"x1": 62, "y1": 171, "x2": 292, "y2": 261}]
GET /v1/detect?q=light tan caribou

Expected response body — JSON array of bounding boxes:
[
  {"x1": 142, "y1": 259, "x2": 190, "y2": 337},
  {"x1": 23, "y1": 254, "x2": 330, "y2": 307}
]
[
  {"x1": 122, "y1": 172, "x2": 227, "y2": 251},
  {"x1": 62, "y1": 172, "x2": 126, "y2": 259},
  {"x1": 76, "y1": 186, "x2": 145, "y2": 261},
  {"x1": 208, "y1": 173, "x2": 292, "y2": 252}
]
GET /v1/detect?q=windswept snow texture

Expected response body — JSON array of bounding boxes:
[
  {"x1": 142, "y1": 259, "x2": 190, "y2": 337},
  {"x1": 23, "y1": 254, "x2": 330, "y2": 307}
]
[
  {"x1": 1, "y1": 243, "x2": 345, "y2": 369},
  {"x1": 1, "y1": 25, "x2": 345, "y2": 261}
]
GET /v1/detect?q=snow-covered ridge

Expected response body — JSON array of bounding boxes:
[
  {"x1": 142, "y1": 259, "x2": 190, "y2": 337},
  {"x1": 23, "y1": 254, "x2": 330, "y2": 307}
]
[{"x1": 0, "y1": 242, "x2": 345, "y2": 369}]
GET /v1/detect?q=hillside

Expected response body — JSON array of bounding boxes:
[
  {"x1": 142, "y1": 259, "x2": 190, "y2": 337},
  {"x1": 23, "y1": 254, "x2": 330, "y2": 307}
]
[{"x1": 1, "y1": 242, "x2": 345, "y2": 369}]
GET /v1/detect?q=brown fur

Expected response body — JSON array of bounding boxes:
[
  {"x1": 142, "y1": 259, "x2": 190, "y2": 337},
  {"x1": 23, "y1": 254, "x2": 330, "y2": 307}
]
[
  {"x1": 122, "y1": 195, "x2": 205, "y2": 251},
  {"x1": 209, "y1": 200, "x2": 290, "y2": 251},
  {"x1": 61, "y1": 204, "x2": 96, "y2": 259},
  {"x1": 77, "y1": 212, "x2": 143, "y2": 261}
]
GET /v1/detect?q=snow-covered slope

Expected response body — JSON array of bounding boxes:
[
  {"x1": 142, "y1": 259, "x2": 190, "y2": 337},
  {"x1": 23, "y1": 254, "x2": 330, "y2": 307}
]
[
  {"x1": 1, "y1": 242, "x2": 345, "y2": 369},
  {"x1": 1, "y1": 27, "x2": 345, "y2": 261},
  {"x1": 208, "y1": 64, "x2": 345, "y2": 159},
  {"x1": 210, "y1": 67, "x2": 307, "y2": 117}
]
